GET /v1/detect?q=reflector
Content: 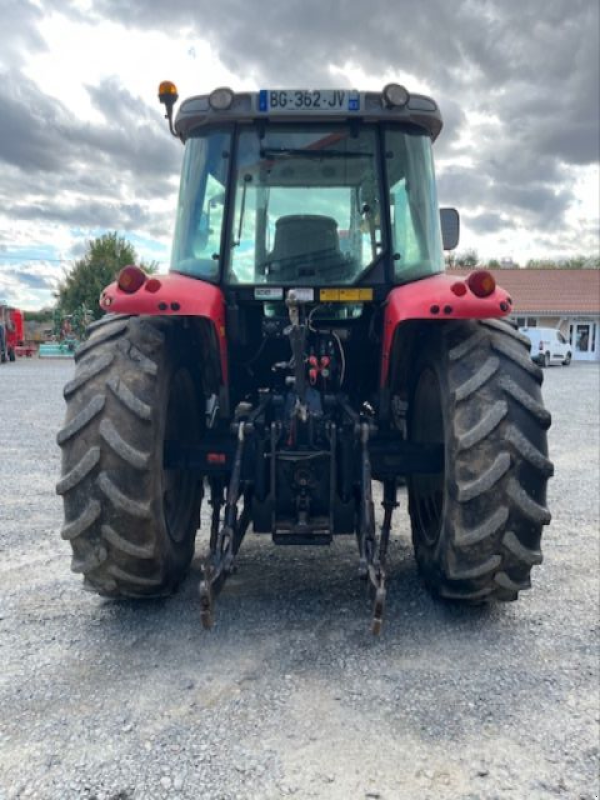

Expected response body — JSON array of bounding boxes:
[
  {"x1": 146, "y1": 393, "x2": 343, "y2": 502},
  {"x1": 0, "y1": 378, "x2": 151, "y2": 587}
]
[
  {"x1": 450, "y1": 281, "x2": 467, "y2": 297},
  {"x1": 145, "y1": 278, "x2": 162, "y2": 293}
]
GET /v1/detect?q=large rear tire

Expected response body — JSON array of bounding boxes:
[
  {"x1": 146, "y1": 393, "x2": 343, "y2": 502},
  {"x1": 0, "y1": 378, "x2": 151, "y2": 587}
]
[
  {"x1": 57, "y1": 315, "x2": 203, "y2": 597},
  {"x1": 408, "y1": 319, "x2": 553, "y2": 602}
]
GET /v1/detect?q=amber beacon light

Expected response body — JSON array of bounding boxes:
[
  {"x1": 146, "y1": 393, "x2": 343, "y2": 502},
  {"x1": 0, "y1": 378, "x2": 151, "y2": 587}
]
[
  {"x1": 158, "y1": 81, "x2": 179, "y2": 104},
  {"x1": 158, "y1": 81, "x2": 179, "y2": 137}
]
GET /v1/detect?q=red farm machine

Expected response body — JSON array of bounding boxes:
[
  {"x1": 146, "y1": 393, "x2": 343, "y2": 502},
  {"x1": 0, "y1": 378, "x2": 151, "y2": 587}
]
[
  {"x1": 57, "y1": 83, "x2": 552, "y2": 633},
  {"x1": 0, "y1": 305, "x2": 25, "y2": 363}
]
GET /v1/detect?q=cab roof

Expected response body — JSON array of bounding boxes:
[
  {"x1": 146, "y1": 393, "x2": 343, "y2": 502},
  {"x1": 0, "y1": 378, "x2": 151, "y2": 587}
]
[{"x1": 174, "y1": 88, "x2": 443, "y2": 142}]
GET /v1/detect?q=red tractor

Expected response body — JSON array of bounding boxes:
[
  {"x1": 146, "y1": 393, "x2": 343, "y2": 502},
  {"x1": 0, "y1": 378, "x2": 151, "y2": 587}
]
[
  {"x1": 57, "y1": 84, "x2": 552, "y2": 633},
  {"x1": 0, "y1": 306, "x2": 24, "y2": 363}
]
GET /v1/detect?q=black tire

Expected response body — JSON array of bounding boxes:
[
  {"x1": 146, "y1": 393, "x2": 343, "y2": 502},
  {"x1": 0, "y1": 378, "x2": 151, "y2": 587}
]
[
  {"x1": 57, "y1": 315, "x2": 203, "y2": 597},
  {"x1": 563, "y1": 352, "x2": 572, "y2": 366},
  {"x1": 8, "y1": 348, "x2": 16, "y2": 362},
  {"x1": 408, "y1": 319, "x2": 553, "y2": 602}
]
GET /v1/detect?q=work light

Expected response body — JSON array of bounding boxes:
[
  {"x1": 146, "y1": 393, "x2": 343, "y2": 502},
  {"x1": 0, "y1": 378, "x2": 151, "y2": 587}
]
[
  {"x1": 382, "y1": 83, "x2": 410, "y2": 108},
  {"x1": 209, "y1": 87, "x2": 234, "y2": 111}
]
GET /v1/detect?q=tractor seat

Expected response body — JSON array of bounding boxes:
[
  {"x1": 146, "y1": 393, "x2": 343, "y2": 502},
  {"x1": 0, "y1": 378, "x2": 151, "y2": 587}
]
[{"x1": 266, "y1": 215, "x2": 344, "y2": 280}]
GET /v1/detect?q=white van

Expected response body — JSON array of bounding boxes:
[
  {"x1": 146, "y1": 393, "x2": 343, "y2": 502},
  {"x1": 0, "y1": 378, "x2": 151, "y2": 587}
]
[{"x1": 519, "y1": 327, "x2": 572, "y2": 367}]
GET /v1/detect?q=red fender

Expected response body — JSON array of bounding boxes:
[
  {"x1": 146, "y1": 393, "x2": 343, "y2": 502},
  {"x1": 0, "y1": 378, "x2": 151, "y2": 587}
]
[
  {"x1": 380, "y1": 272, "x2": 513, "y2": 386},
  {"x1": 100, "y1": 272, "x2": 228, "y2": 383}
]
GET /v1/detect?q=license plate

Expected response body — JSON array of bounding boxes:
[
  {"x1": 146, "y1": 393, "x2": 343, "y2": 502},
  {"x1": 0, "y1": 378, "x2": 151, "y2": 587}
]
[{"x1": 258, "y1": 90, "x2": 360, "y2": 113}]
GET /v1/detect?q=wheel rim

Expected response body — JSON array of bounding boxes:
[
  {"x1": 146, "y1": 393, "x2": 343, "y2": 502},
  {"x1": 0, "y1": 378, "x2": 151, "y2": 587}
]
[
  {"x1": 162, "y1": 369, "x2": 198, "y2": 543},
  {"x1": 410, "y1": 367, "x2": 445, "y2": 548}
]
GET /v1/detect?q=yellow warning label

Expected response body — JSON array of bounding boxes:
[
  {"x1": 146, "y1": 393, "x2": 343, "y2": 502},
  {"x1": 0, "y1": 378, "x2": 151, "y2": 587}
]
[{"x1": 319, "y1": 288, "x2": 373, "y2": 302}]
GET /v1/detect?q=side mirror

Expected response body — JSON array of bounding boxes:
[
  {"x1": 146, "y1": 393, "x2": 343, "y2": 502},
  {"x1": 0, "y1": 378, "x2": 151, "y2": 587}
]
[{"x1": 440, "y1": 208, "x2": 460, "y2": 251}]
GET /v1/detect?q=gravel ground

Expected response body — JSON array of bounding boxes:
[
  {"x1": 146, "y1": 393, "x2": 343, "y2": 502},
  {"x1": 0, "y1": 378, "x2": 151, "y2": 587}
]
[{"x1": 0, "y1": 358, "x2": 598, "y2": 800}]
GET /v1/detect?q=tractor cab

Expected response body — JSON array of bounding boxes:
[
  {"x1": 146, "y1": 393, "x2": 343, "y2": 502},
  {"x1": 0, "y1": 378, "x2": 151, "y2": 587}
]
[
  {"x1": 161, "y1": 84, "x2": 457, "y2": 406},
  {"x1": 167, "y1": 87, "x2": 449, "y2": 292}
]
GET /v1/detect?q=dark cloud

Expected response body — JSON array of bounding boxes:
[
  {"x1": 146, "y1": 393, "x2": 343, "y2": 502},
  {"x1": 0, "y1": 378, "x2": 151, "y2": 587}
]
[
  {"x1": 79, "y1": 0, "x2": 598, "y2": 245},
  {"x1": 12, "y1": 199, "x2": 150, "y2": 229},
  {"x1": 1, "y1": 0, "x2": 598, "y2": 262},
  {"x1": 1, "y1": 71, "x2": 180, "y2": 181},
  {"x1": 0, "y1": 70, "x2": 179, "y2": 238},
  {"x1": 88, "y1": 0, "x2": 599, "y2": 169},
  {"x1": 9, "y1": 270, "x2": 56, "y2": 290},
  {"x1": 465, "y1": 212, "x2": 517, "y2": 235}
]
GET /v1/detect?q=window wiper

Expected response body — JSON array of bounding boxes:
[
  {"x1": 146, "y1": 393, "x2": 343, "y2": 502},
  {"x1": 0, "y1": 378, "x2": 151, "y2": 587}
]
[
  {"x1": 233, "y1": 174, "x2": 252, "y2": 246},
  {"x1": 260, "y1": 148, "x2": 371, "y2": 159}
]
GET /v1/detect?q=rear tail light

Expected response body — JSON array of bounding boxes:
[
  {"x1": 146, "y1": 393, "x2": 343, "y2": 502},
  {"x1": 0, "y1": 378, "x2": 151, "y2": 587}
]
[
  {"x1": 467, "y1": 269, "x2": 496, "y2": 298},
  {"x1": 117, "y1": 265, "x2": 147, "y2": 293}
]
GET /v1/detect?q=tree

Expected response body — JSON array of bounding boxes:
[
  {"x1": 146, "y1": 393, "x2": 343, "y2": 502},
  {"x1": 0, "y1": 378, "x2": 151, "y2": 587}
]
[
  {"x1": 57, "y1": 232, "x2": 157, "y2": 320},
  {"x1": 455, "y1": 249, "x2": 479, "y2": 268},
  {"x1": 23, "y1": 308, "x2": 54, "y2": 324}
]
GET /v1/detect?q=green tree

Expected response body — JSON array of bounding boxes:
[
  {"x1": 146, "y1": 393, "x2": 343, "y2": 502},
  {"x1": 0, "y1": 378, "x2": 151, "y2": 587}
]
[
  {"x1": 24, "y1": 308, "x2": 54, "y2": 324},
  {"x1": 455, "y1": 249, "x2": 479, "y2": 268},
  {"x1": 57, "y1": 232, "x2": 157, "y2": 320}
]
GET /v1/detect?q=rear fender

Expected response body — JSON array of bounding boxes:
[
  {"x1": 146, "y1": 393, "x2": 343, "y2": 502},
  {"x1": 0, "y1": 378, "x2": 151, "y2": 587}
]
[
  {"x1": 381, "y1": 272, "x2": 512, "y2": 386},
  {"x1": 100, "y1": 272, "x2": 228, "y2": 383}
]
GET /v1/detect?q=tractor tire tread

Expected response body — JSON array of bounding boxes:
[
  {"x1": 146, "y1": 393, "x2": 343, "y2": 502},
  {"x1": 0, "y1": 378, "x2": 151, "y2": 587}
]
[
  {"x1": 56, "y1": 447, "x2": 101, "y2": 495},
  {"x1": 491, "y1": 336, "x2": 544, "y2": 383},
  {"x1": 97, "y1": 471, "x2": 152, "y2": 519},
  {"x1": 57, "y1": 315, "x2": 200, "y2": 599},
  {"x1": 506, "y1": 478, "x2": 552, "y2": 524},
  {"x1": 107, "y1": 376, "x2": 153, "y2": 421},
  {"x1": 455, "y1": 400, "x2": 507, "y2": 451},
  {"x1": 504, "y1": 425, "x2": 554, "y2": 477},
  {"x1": 60, "y1": 499, "x2": 102, "y2": 541},
  {"x1": 102, "y1": 523, "x2": 155, "y2": 559},
  {"x1": 453, "y1": 356, "x2": 499, "y2": 402},
  {"x1": 99, "y1": 419, "x2": 150, "y2": 469},
  {"x1": 498, "y1": 375, "x2": 552, "y2": 429},
  {"x1": 409, "y1": 318, "x2": 552, "y2": 605},
  {"x1": 502, "y1": 530, "x2": 543, "y2": 566},
  {"x1": 453, "y1": 506, "x2": 509, "y2": 547},
  {"x1": 74, "y1": 318, "x2": 131, "y2": 362},
  {"x1": 63, "y1": 352, "x2": 114, "y2": 398},
  {"x1": 56, "y1": 395, "x2": 105, "y2": 445},
  {"x1": 71, "y1": 545, "x2": 108, "y2": 574},
  {"x1": 456, "y1": 452, "x2": 511, "y2": 502},
  {"x1": 85, "y1": 313, "x2": 131, "y2": 334}
]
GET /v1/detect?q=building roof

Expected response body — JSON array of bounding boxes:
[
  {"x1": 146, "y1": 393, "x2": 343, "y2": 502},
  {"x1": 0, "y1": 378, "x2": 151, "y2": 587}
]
[{"x1": 448, "y1": 268, "x2": 600, "y2": 316}]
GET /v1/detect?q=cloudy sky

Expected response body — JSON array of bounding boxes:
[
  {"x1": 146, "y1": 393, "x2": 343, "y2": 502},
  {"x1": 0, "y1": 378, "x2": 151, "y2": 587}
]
[{"x1": 1, "y1": 0, "x2": 598, "y2": 309}]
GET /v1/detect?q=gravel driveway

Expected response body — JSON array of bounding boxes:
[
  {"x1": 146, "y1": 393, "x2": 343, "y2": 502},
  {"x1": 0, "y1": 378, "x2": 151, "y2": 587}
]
[{"x1": 0, "y1": 358, "x2": 598, "y2": 800}]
